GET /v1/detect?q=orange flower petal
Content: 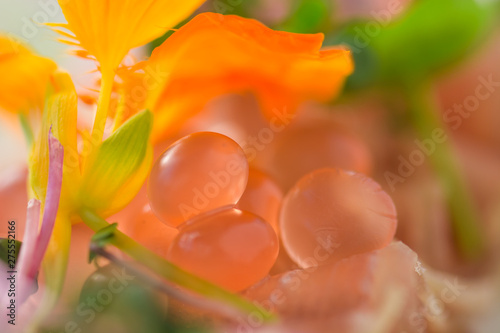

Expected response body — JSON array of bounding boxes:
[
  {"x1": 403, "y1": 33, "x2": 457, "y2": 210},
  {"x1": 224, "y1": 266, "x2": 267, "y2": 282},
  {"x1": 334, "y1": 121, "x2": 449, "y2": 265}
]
[
  {"x1": 0, "y1": 36, "x2": 57, "y2": 113},
  {"x1": 146, "y1": 13, "x2": 354, "y2": 142}
]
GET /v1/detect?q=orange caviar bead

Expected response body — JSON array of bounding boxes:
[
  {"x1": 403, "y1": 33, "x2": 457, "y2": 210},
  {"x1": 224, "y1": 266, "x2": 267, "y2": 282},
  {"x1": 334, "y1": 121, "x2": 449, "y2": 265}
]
[
  {"x1": 236, "y1": 168, "x2": 283, "y2": 233},
  {"x1": 280, "y1": 168, "x2": 397, "y2": 268},
  {"x1": 130, "y1": 204, "x2": 179, "y2": 258},
  {"x1": 167, "y1": 207, "x2": 279, "y2": 292},
  {"x1": 148, "y1": 132, "x2": 249, "y2": 227}
]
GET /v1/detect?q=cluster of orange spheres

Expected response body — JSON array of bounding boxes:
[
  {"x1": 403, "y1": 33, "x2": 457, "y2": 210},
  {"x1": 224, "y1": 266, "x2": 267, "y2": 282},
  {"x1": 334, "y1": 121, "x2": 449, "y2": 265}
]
[{"x1": 147, "y1": 132, "x2": 397, "y2": 292}]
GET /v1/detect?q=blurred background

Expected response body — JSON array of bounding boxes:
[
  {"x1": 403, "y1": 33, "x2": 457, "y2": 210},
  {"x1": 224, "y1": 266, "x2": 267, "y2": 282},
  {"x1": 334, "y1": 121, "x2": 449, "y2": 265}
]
[
  {"x1": 1, "y1": 0, "x2": 500, "y2": 332},
  {"x1": 3, "y1": 0, "x2": 499, "y2": 265}
]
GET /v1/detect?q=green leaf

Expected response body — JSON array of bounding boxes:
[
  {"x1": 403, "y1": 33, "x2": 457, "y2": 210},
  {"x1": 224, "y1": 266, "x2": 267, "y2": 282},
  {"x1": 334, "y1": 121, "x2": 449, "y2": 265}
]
[
  {"x1": 327, "y1": 21, "x2": 380, "y2": 92},
  {"x1": 79, "y1": 110, "x2": 153, "y2": 212},
  {"x1": 372, "y1": 0, "x2": 495, "y2": 84},
  {"x1": 280, "y1": 0, "x2": 331, "y2": 34}
]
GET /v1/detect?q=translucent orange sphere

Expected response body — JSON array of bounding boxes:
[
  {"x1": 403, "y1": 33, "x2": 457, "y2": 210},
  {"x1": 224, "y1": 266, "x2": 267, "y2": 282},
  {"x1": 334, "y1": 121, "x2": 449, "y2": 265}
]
[
  {"x1": 148, "y1": 132, "x2": 249, "y2": 228},
  {"x1": 280, "y1": 168, "x2": 397, "y2": 268},
  {"x1": 268, "y1": 124, "x2": 372, "y2": 191},
  {"x1": 130, "y1": 204, "x2": 179, "y2": 258},
  {"x1": 167, "y1": 207, "x2": 279, "y2": 292},
  {"x1": 236, "y1": 168, "x2": 283, "y2": 233}
]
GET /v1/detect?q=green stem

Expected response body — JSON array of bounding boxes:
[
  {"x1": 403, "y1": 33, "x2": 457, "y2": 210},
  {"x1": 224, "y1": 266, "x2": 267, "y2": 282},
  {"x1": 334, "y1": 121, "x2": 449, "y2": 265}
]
[
  {"x1": 19, "y1": 112, "x2": 34, "y2": 147},
  {"x1": 79, "y1": 209, "x2": 275, "y2": 321},
  {"x1": 406, "y1": 83, "x2": 483, "y2": 259}
]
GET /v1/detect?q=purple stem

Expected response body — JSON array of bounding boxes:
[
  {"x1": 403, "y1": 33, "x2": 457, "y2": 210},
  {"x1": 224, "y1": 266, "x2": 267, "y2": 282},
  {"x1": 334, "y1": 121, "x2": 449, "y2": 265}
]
[
  {"x1": 16, "y1": 199, "x2": 41, "y2": 276},
  {"x1": 26, "y1": 130, "x2": 64, "y2": 280}
]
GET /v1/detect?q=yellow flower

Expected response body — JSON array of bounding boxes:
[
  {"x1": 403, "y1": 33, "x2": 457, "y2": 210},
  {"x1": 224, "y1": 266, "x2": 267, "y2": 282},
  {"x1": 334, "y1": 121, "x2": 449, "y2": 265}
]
[
  {"x1": 30, "y1": 71, "x2": 153, "y2": 219},
  {"x1": 0, "y1": 35, "x2": 57, "y2": 113},
  {"x1": 54, "y1": 0, "x2": 206, "y2": 74},
  {"x1": 52, "y1": 0, "x2": 205, "y2": 144},
  {"x1": 27, "y1": 72, "x2": 153, "y2": 326}
]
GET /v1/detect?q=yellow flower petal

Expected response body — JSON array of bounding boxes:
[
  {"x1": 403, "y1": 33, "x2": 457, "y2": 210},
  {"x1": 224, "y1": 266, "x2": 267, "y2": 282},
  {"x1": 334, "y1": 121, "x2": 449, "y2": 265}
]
[
  {"x1": 57, "y1": 0, "x2": 206, "y2": 72},
  {"x1": 49, "y1": 69, "x2": 79, "y2": 95},
  {"x1": 0, "y1": 35, "x2": 57, "y2": 113},
  {"x1": 29, "y1": 75, "x2": 80, "y2": 209}
]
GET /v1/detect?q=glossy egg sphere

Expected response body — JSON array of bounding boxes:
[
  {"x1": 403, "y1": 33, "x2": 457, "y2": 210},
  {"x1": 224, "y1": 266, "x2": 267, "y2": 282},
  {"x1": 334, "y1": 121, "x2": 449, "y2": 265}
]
[
  {"x1": 280, "y1": 168, "x2": 397, "y2": 268},
  {"x1": 130, "y1": 204, "x2": 179, "y2": 258},
  {"x1": 236, "y1": 168, "x2": 283, "y2": 233},
  {"x1": 148, "y1": 132, "x2": 249, "y2": 228},
  {"x1": 167, "y1": 207, "x2": 279, "y2": 292}
]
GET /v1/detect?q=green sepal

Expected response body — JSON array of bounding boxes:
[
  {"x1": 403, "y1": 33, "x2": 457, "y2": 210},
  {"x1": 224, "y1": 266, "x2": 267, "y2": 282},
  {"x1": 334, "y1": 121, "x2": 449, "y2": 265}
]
[
  {"x1": 89, "y1": 223, "x2": 119, "y2": 263},
  {"x1": 79, "y1": 109, "x2": 153, "y2": 213}
]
